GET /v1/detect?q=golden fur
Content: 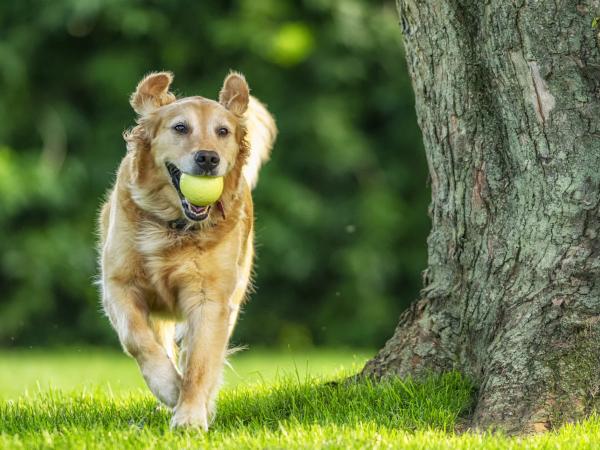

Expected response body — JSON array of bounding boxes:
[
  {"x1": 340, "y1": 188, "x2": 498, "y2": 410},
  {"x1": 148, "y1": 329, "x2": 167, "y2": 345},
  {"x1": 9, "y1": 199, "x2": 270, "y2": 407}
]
[{"x1": 98, "y1": 71, "x2": 276, "y2": 429}]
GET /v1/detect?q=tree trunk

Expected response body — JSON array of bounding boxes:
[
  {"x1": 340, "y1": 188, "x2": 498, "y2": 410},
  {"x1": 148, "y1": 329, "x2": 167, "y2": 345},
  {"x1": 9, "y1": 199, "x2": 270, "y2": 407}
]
[{"x1": 363, "y1": 0, "x2": 600, "y2": 433}]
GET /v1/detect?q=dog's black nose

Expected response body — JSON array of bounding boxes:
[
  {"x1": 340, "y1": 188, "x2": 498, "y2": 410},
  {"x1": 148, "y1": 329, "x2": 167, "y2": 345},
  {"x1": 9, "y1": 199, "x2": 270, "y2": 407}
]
[{"x1": 194, "y1": 150, "x2": 220, "y2": 171}]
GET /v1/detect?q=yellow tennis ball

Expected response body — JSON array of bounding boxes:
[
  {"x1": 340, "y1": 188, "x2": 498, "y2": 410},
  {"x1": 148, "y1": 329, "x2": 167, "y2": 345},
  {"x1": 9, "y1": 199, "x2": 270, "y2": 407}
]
[{"x1": 179, "y1": 174, "x2": 224, "y2": 206}]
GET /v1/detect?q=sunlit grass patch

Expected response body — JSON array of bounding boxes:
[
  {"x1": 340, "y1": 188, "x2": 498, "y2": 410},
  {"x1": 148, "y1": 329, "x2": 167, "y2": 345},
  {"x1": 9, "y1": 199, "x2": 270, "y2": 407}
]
[
  {"x1": 0, "y1": 372, "x2": 472, "y2": 449},
  {"x1": 1, "y1": 349, "x2": 599, "y2": 449},
  {"x1": 0, "y1": 347, "x2": 372, "y2": 399}
]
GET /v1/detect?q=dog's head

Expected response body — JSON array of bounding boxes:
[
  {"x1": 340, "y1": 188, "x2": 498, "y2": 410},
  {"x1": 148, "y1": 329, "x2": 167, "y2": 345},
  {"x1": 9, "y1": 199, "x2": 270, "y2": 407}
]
[{"x1": 126, "y1": 71, "x2": 249, "y2": 222}]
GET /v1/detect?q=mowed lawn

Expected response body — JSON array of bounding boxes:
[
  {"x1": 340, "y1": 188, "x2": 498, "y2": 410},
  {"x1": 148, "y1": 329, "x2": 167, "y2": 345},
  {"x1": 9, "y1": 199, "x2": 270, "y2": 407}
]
[
  {"x1": 1, "y1": 348, "x2": 599, "y2": 449},
  {"x1": 0, "y1": 347, "x2": 372, "y2": 400}
]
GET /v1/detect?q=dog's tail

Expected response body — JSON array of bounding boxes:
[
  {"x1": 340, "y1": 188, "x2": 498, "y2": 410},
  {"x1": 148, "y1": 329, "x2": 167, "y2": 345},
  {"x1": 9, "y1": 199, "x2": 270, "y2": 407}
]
[{"x1": 243, "y1": 96, "x2": 277, "y2": 190}]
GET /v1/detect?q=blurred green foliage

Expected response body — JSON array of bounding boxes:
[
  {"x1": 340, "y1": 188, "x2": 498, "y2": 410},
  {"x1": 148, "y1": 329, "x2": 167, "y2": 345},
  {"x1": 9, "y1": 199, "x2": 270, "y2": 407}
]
[{"x1": 0, "y1": 0, "x2": 428, "y2": 348}]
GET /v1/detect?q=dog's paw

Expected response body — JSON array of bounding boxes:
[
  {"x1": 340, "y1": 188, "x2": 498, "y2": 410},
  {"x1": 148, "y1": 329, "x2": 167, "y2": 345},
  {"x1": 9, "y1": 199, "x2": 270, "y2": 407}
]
[
  {"x1": 170, "y1": 404, "x2": 209, "y2": 430},
  {"x1": 155, "y1": 378, "x2": 181, "y2": 409},
  {"x1": 141, "y1": 359, "x2": 182, "y2": 408}
]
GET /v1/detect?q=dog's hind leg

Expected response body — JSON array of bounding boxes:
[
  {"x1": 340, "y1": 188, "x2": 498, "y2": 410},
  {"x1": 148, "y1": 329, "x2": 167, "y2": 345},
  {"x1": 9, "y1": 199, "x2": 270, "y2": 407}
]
[
  {"x1": 175, "y1": 322, "x2": 188, "y2": 374},
  {"x1": 150, "y1": 317, "x2": 178, "y2": 366},
  {"x1": 103, "y1": 285, "x2": 181, "y2": 408}
]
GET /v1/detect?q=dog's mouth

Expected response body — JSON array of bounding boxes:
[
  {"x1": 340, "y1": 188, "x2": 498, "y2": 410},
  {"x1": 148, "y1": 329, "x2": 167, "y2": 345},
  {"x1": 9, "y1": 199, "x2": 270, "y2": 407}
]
[{"x1": 166, "y1": 162, "x2": 211, "y2": 221}]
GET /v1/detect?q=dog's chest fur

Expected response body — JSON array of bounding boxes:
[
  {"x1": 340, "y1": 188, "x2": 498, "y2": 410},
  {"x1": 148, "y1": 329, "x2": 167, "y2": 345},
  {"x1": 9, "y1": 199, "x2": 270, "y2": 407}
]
[{"x1": 130, "y1": 199, "x2": 253, "y2": 316}]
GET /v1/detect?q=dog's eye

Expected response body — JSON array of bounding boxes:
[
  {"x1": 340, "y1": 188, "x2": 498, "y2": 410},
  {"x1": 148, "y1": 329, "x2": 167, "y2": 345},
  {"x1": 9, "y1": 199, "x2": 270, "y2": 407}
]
[
  {"x1": 217, "y1": 127, "x2": 229, "y2": 137},
  {"x1": 173, "y1": 123, "x2": 189, "y2": 134}
]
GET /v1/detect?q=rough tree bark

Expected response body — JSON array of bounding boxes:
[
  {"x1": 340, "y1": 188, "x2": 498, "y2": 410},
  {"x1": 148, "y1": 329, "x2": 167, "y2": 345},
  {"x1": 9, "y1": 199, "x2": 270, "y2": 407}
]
[{"x1": 362, "y1": 0, "x2": 600, "y2": 433}]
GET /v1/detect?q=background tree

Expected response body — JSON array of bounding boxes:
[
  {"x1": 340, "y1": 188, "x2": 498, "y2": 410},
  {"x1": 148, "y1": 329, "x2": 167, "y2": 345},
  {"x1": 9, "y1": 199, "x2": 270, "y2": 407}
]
[{"x1": 363, "y1": 0, "x2": 600, "y2": 433}]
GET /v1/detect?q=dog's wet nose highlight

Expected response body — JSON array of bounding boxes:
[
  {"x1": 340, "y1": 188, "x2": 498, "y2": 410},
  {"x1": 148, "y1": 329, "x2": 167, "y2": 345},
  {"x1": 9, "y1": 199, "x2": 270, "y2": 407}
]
[{"x1": 194, "y1": 150, "x2": 220, "y2": 172}]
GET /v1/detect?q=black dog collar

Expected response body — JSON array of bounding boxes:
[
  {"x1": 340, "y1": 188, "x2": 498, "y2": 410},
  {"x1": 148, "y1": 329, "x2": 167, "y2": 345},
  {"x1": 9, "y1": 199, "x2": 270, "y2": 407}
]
[{"x1": 168, "y1": 218, "x2": 192, "y2": 231}]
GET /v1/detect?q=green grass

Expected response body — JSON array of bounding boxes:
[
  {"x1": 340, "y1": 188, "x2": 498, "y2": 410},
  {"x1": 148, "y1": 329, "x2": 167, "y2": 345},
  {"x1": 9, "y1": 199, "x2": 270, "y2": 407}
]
[
  {"x1": 0, "y1": 347, "x2": 371, "y2": 399},
  {"x1": 1, "y1": 348, "x2": 599, "y2": 449}
]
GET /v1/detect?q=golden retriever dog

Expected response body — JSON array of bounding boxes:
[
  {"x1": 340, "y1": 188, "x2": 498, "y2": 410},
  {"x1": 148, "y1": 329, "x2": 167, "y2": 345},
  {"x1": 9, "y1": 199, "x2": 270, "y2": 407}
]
[{"x1": 98, "y1": 71, "x2": 276, "y2": 429}]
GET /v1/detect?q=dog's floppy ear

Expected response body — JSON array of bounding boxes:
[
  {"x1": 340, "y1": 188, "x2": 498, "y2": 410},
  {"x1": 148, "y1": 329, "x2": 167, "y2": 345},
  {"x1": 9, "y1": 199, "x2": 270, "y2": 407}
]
[
  {"x1": 219, "y1": 72, "x2": 249, "y2": 116},
  {"x1": 130, "y1": 71, "x2": 176, "y2": 115}
]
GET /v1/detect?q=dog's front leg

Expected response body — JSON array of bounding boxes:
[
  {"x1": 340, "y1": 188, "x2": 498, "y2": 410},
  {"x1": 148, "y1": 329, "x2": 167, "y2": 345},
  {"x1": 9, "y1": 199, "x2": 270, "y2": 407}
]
[
  {"x1": 171, "y1": 299, "x2": 231, "y2": 430},
  {"x1": 103, "y1": 284, "x2": 181, "y2": 408}
]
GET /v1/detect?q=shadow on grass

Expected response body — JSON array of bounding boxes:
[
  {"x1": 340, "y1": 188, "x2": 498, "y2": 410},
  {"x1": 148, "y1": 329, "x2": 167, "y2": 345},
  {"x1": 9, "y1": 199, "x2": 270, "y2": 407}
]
[{"x1": 0, "y1": 372, "x2": 473, "y2": 435}]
